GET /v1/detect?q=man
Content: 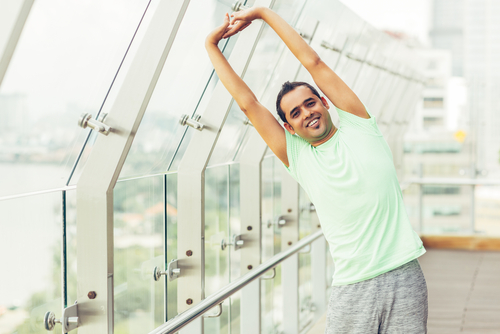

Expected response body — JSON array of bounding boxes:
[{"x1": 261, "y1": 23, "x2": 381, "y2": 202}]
[{"x1": 206, "y1": 6, "x2": 428, "y2": 334}]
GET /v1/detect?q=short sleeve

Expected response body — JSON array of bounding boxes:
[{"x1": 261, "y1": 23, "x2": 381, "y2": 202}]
[
  {"x1": 284, "y1": 130, "x2": 309, "y2": 179},
  {"x1": 335, "y1": 105, "x2": 383, "y2": 137}
]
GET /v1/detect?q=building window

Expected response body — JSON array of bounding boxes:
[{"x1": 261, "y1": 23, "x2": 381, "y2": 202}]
[
  {"x1": 423, "y1": 97, "x2": 444, "y2": 108},
  {"x1": 423, "y1": 117, "x2": 444, "y2": 127},
  {"x1": 423, "y1": 186, "x2": 461, "y2": 195}
]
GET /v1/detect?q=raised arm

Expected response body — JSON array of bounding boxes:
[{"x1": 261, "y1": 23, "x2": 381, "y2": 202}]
[
  {"x1": 206, "y1": 13, "x2": 289, "y2": 166},
  {"x1": 227, "y1": 7, "x2": 369, "y2": 119}
]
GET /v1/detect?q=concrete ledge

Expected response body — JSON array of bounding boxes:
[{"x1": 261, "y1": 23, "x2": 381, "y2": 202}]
[{"x1": 421, "y1": 235, "x2": 500, "y2": 251}]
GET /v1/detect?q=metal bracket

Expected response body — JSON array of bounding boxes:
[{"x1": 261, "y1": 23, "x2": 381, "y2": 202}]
[
  {"x1": 260, "y1": 267, "x2": 276, "y2": 280},
  {"x1": 320, "y1": 40, "x2": 342, "y2": 53},
  {"x1": 203, "y1": 302, "x2": 223, "y2": 318},
  {"x1": 301, "y1": 203, "x2": 315, "y2": 212},
  {"x1": 221, "y1": 234, "x2": 244, "y2": 251},
  {"x1": 78, "y1": 113, "x2": 111, "y2": 135},
  {"x1": 44, "y1": 303, "x2": 79, "y2": 332},
  {"x1": 299, "y1": 31, "x2": 312, "y2": 41},
  {"x1": 153, "y1": 259, "x2": 180, "y2": 282},
  {"x1": 231, "y1": 1, "x2": 250, "y2": 12},
  {"x1": 243, "y1": 118, "x2": 254, "y2": 127},
  {"x1": 267, "y1": 215, "x2": 288, "y2": 229},
  {"x1": 179, "y1": 114, "x2": 204, "y2": 131}
]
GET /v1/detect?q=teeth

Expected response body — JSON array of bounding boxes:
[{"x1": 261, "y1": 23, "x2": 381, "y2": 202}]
[{"x1": 308, "y1": 119, "x2": 318, "y2": 127}]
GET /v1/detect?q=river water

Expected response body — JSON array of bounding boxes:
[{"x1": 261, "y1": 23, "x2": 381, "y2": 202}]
[{"x1": 0, "y1": 163, "x2": 66, "y2": 309}]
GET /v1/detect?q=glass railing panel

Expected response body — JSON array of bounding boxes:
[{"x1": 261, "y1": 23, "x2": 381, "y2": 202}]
[
  {"x1": 271, "y1": 156, "x2": 283, "y2": 334},
  {"x1": 261, "y1": 154, "x2": 274, "y2": 333},
  {"x1": 120, "y1": 0, "x2": 237, "y2": 178},
  {"x1": 229, "y1": 290, "x2": 241, "y2": 334},
  {"x1": 261, "y1": 154, "x2": 284, "y2": 334},
  {"x1": 365, "y1": 68, "x2": 397, "y2": 121},
  {"x1": 299, "y1": 187, "x2": 312, "y2": 238},
  {"x1": 350, "y1": 27, "x2": 385, "y2": 106},
  {"x1": 165, "y1": 172, "x2": 178, "y2": 320},
  {"x1": 207, "y1": 102, "x2": 252, "y2": 166},
  {"x1": 0, "y1": 192, "x2": 63, "y2": 333},
  {"x1": 208, "y1": 0, "x2": 307, "y2": 167},
  {"x1": 404, "y1": 184, "x2": 473, "y2": 234},
  {"x1": 299, "y1": 250, "x2": 313, "y2": 332},
  {"x1": 402, "y1": 184, "x2": 421, "y2": 231},
  {"x1": 354, "y1": 64, "x2": 381, "y2": 106},
  {"x1": 229, "y1": 164, "x2": 242, "y2": 281},
  {"x1": 298, "y1": 187, "x2": 313, "y2": 331},
  {"x1": 326, "y1": 243, "x2": 335, "y2": 298},
  {"x1": 113, "y1": 175, "x2": 164, "y2": 333},
  {"x1": 476, "y1": 185, "x2": 500, "y2": 236},
  {"x1": 204, "y1": 165, "x2": 230, "y2": 333},
  {"x1": 0, "y1": 0, "x2": 150, "y2": 197},
  {"x1": 65, "y1": 189, "x2": 78, "y2": 309}
]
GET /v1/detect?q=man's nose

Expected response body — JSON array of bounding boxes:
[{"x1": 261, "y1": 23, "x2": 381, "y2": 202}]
[{"x1": 302, "y1": 108, "x2": 312, "y2": 118}]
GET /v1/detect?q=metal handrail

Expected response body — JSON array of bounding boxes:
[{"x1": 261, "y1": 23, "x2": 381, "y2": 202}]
[
  {"x1": 401, "y1": 177, "x2": 500, "y2": 234},
  {"x1": 403, "y1": 177, "x2": 500, "y2": 186},
  {"x1": 148, "y1": 230, "x2": 324, "y2": 334}
]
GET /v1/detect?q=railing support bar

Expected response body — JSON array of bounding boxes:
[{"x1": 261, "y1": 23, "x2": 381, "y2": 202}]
[{"x1": 148, "y1": 230, "x2": 324, "y2": 334}]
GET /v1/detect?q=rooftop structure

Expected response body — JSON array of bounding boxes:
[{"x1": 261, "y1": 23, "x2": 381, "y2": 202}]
[{"x1": 0, "y1": 1, "x2": 498, "y2": 334}]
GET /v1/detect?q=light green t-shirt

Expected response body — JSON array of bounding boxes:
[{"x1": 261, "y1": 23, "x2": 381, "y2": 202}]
[{"x1": 284, "y1": 106, "x2": 425, "y2": 286}]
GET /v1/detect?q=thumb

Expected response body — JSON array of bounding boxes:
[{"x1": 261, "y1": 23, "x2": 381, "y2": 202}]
[{"x1": 230, "y1": 12, "x2": 243, "y2": 25}]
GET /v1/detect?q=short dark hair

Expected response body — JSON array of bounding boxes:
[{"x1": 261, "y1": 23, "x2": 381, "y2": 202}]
[{"x1": 276, "y1": 81, "x2": 321, "y2": 123}]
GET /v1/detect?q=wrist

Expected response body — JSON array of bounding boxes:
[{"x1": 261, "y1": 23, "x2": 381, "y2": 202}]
[
  {"x1": 205, "y1": 36, "x2": 219, "y2": 48},
  {"x1": 256, "y1": 7, "x2": 271, "y2": 21}
]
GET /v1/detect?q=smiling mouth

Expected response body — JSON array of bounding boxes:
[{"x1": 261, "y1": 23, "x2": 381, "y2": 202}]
[{"x1": 306, "y1": 117, "x2": 320, "y2": 127}]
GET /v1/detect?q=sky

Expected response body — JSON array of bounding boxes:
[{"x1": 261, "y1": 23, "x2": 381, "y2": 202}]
[{"x1": 340, "y1": 0, "x2": 432, "y2": 46}]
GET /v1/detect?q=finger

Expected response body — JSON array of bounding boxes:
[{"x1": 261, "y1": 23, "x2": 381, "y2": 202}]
[
  {"x1": 223, "y1": 24, "x2": 251, "y2": 39},
  {"x1": 240, "y1": 22, "x2": 251, "y2": 31},
  {"x1": 230, "y1": 12, "x2": 242, "y2": 25},
  {"x1": 219, "y1": 13, "x2": 230, "y2": 30},
  {"x1": 224, "y1": 21, "x2": 250, "y2": 38},
  {"x1": 223, "y1": 21, "x2": 247, "y2": 38}
]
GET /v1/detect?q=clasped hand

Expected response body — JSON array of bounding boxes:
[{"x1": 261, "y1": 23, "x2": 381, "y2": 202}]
[{"x1": 206, "y1": 7, "x2": 264, "y2": 45}]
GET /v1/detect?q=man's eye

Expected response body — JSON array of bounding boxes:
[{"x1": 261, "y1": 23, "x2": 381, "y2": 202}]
[{"x1": 308, "y1": 102, "x2": 315, "y2": 107}]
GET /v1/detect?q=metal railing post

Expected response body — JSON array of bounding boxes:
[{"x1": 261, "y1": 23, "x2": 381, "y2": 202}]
[
  {"x1": 0, "y1": 0, "x2": 34, "y2": 87},
  {"x1": 281, "y1": 169, "x2": 300, "y2": 334},
  {"x1": 470, "y1": 184, "x2": 476, "y2": 233},
  {"x1": 418, "y1": 163, "x2": 423, "y2": 233},
  {"x1": 75, "y1": 1, "x2": 191, "y2": 332},
  {"x1": 148, "y1": 231, "x2": 324, "y2": 334},
  {"x1": 311, "y1": 233, "x2": 327, "y2": 320},
  {"x1": 175, "y1": 3, "x2": 273, "y2": 334},
  {"x1": 240, "y1": 130, "x2": 266, "y2": 334}
]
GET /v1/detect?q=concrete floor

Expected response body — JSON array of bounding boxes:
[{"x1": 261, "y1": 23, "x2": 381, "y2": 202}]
[{"x1": 307, "y1": 249, "x2": 500, "y2": 333}]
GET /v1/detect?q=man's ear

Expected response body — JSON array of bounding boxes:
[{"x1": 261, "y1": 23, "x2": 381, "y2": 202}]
[
  {"x1": 321, "y1": 96, "x2": 330, "y2": 110},
  {"x1": 283, "y1": 122, "x2": 295, "y2": 135}
]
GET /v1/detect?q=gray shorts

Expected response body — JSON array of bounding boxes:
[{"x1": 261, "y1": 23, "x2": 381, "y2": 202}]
[{"x1": 326, "y1": 259, "x2": 428, "y2": 334}]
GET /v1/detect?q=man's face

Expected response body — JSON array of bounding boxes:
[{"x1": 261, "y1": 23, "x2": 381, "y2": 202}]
[{"x1": 280, "y1": 86, "x2": 334, "y2": 144}]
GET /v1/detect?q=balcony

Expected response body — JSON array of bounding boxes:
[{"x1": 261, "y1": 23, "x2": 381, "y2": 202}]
[{"x1": 1, "y1": 0, "x2": 499, "y2": 334}]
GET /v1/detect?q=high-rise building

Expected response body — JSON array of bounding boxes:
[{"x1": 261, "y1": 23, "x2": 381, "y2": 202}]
[
  {"x1": 464, "y1": 0, "x2": 500, "y2": 177},
  {"x1": 430, "y1": 0, "x2": 500, "y2": 177},
  {"x1": 429, "y1": 0, "x2": 465, "y2": 77}
]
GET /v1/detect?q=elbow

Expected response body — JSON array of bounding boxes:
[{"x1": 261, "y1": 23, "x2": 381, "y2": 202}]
[
  {"x1": 304, "y1": 54, "x2": 323, "y2": 70},
  {"x1": 239, "y1": 97, "x2": 260, "y2": 114}
]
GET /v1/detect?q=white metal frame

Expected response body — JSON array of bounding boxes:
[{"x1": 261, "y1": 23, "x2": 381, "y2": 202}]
[
  {"x1": 237, "y1": 11, "x2": 330, "y2": 333},
  {"x1": 0, "y1": 0, "x2": 34, "y2": 87},
  {"x1": 280, "y1": 170, "x2": 300, "y2": 334},
  {"x1": 175, "y1": 3, "x2": 273, "y2": 334},
  {"x1": 239, "y1": 129, "x2": 267, "y2": 334},
  {"x1": 75, "y1": 1, "x2": 190, "y2": 332}
]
